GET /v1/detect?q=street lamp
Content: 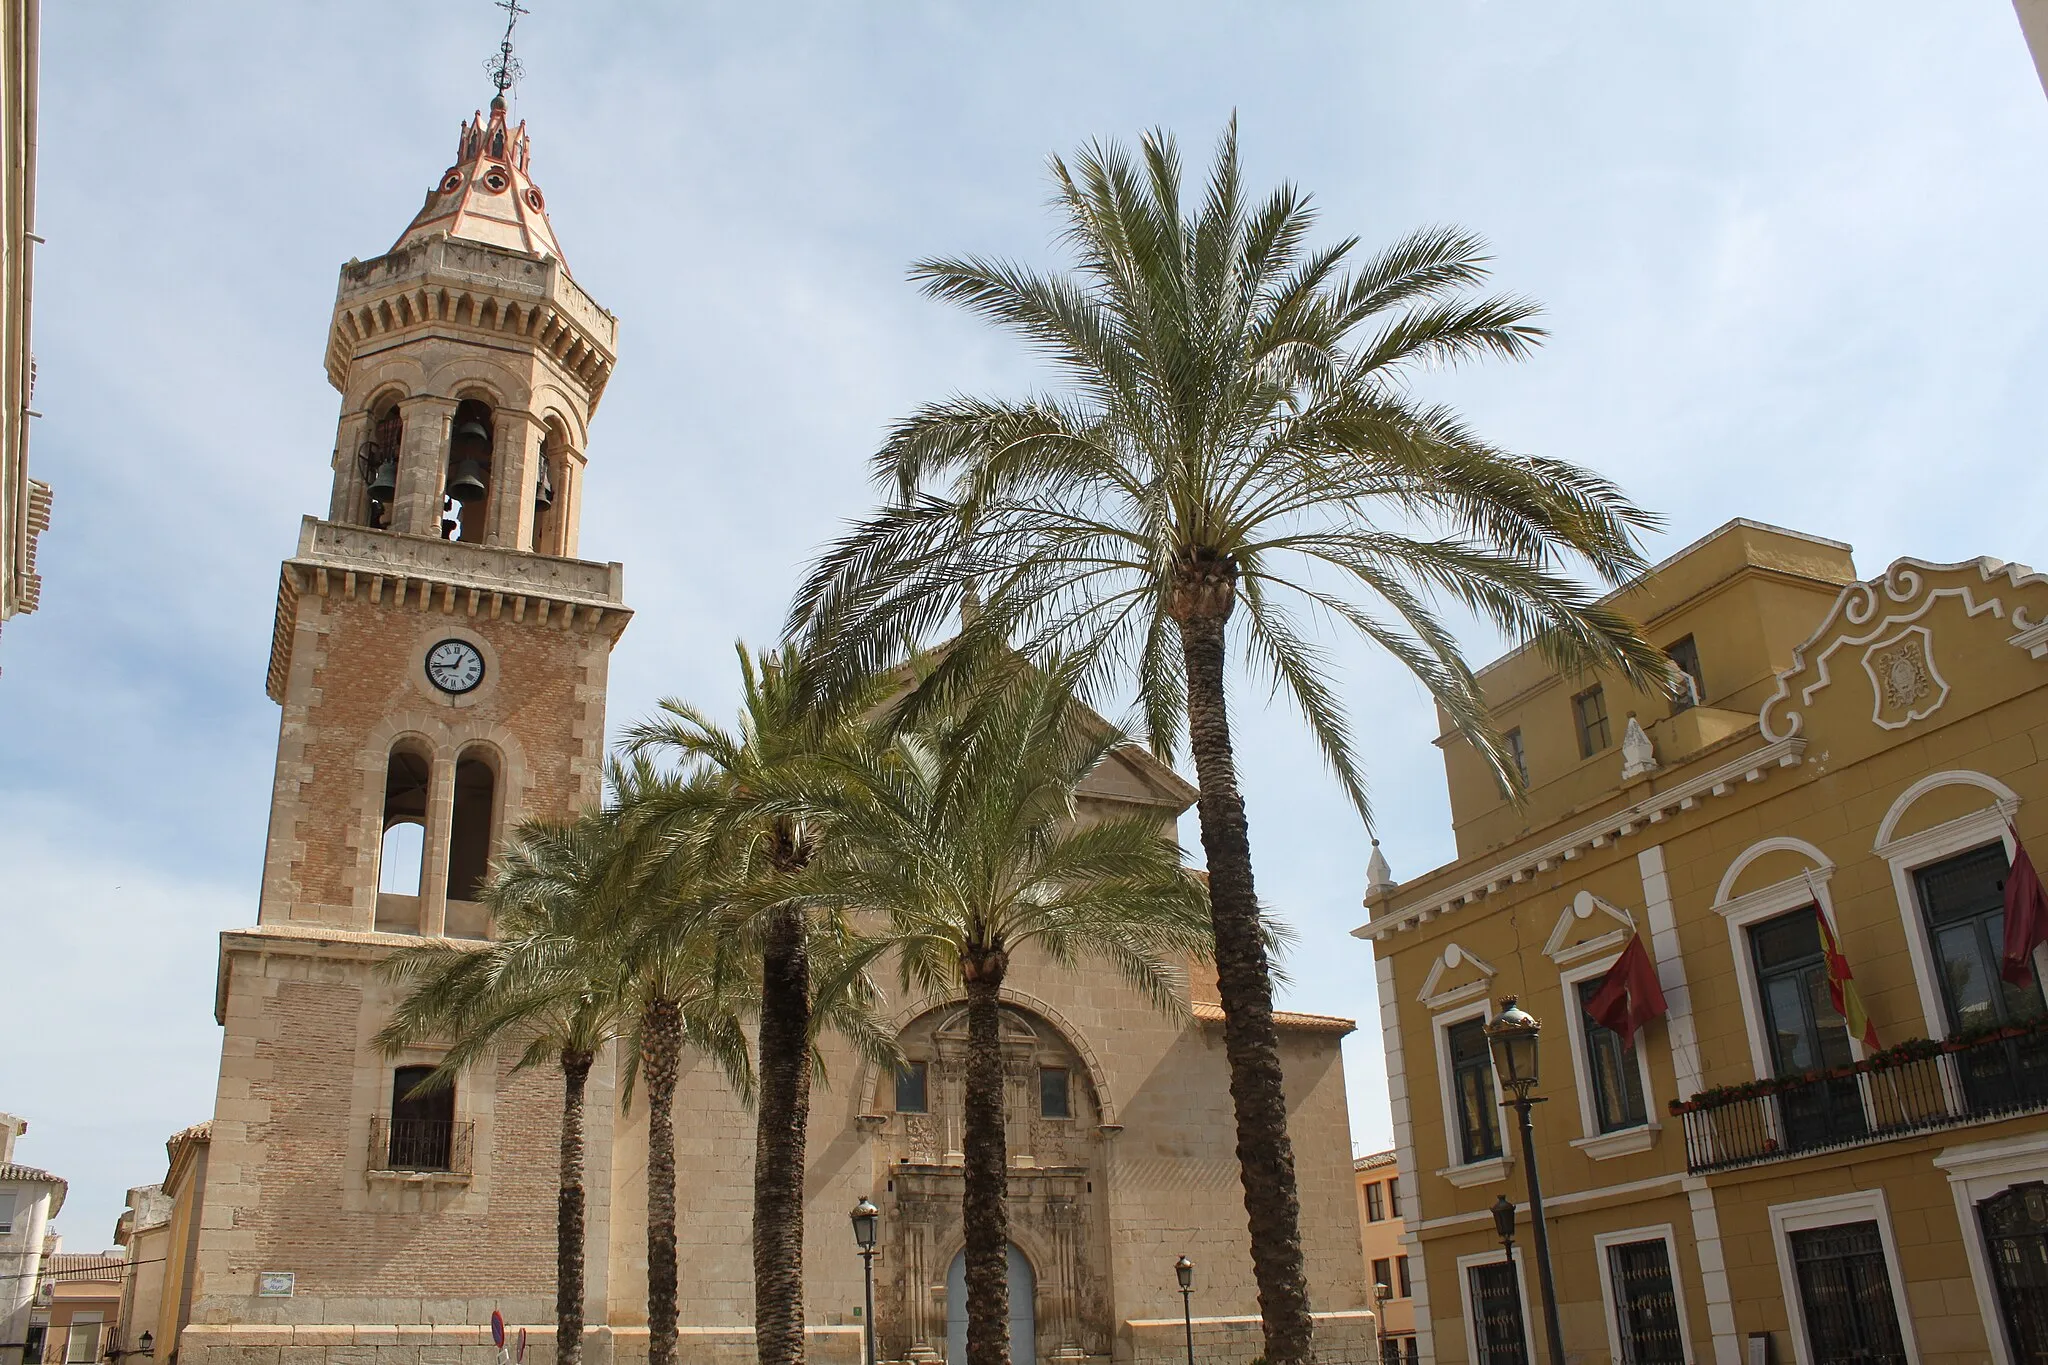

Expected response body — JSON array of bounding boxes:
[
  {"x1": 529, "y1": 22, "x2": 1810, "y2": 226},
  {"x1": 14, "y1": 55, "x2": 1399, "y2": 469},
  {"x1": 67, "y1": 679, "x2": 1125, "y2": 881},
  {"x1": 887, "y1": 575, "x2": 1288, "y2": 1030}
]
[
  {"x1": 1174, "y1": 1256, "x2": 1195, "y2": 1365},
  {"x1": 1372, "y1": 1279, "x2": 1391, "y2": 1364},
  {"x1": 1485, "y1": 997, "x2": 1566, "y2": 1365},
  {"x1": 850, "y1": 1197, "x2": 880, "y2": 1365}
]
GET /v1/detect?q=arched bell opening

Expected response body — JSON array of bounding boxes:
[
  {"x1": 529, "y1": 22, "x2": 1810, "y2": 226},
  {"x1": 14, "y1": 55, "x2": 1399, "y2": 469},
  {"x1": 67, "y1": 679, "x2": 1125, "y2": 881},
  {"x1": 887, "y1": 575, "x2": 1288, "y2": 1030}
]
[
  {"x1": 375, "y1": 743, "x2": 432, "y2": 933},
  {"x1": 531, "y1": 420, "x2": 566, "y2": 555},
  {"x1": 356, "y1": 402, "x2": 403, "y2": 530},
  {"x1": 442, "y1": 399, "x2": 494, "y2": 542},
  {"x1": 443, "y1": 747, "x2": 498, "y2": 938}
]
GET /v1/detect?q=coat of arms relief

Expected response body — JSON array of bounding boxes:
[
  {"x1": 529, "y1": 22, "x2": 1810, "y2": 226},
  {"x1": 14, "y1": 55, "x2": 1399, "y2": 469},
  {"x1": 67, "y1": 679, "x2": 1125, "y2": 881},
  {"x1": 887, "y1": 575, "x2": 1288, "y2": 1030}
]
[{"x1": 1861, "y1": 624, "x2": 1949, "y2": 729}]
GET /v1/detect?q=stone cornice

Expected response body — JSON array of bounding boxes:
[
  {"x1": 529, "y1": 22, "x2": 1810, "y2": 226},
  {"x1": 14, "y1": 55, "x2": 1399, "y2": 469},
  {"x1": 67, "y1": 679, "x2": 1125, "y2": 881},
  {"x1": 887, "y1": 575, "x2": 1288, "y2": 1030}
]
[
  {"x1": 266, "y1": 517, "x2": 631, "y2": 703},
  {"x1": 1353, "y1": 735, "x2": 1807, "y2": 942}
]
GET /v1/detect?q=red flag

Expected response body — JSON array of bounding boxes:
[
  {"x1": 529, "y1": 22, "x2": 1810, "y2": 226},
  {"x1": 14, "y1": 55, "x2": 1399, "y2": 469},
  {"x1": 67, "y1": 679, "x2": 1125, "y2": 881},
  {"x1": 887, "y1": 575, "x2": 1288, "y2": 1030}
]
[
  {"x1": 1586, "y1": 934, "x2": 1667, "y2": 1046},
  {"x1": 2003, "y1": 829, "x2": 2048, "y2": 986}
]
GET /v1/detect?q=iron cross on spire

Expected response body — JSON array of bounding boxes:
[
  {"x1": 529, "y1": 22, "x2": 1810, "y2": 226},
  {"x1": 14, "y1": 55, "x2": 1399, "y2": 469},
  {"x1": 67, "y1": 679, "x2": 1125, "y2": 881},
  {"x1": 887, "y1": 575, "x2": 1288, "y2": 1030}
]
[{"x1": 486, "y1": 0, "x2": 528, "y2": 97}]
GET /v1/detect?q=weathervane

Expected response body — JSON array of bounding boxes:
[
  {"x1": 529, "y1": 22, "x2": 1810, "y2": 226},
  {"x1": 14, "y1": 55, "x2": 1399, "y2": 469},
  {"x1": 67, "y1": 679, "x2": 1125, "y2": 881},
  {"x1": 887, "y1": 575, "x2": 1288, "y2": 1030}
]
[{"x1": 485, "y1": 0, "x2": 528, "y2": 98}]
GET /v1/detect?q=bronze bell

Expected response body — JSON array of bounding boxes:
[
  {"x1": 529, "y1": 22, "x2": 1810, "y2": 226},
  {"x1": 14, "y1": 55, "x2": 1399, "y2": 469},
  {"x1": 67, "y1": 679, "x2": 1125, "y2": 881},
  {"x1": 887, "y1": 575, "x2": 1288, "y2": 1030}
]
[
  {"x1": 452, "y1": 417, "x2": 492, "y2": 453},
  {"x1": 446, "y1": 458, "x2": 488, "y2": 504},
  {"x1": 533, "y1": 457, "x2": 555, "y2": 511},
  {"x1": 366, "y1": 458, "x2": 398, "y2": 504}
]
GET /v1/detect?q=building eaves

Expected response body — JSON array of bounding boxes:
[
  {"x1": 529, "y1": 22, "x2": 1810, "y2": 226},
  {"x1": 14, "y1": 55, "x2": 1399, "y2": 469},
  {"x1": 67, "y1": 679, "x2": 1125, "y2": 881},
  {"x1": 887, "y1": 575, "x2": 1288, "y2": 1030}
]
[
  {"x1": 1191, "y1": 1001, "x2": 1356, "y2": 1035},
  {"x1": 0, "y1": 1162, "x2": 66, "y2": 1216}
]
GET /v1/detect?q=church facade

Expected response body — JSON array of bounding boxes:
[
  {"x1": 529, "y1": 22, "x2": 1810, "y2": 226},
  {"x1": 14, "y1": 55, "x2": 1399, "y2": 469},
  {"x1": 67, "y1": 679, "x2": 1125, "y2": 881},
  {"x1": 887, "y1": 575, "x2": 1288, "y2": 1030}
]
[{"x1": 166, "y1": 89, "x2": 1374, "y2": 1365}]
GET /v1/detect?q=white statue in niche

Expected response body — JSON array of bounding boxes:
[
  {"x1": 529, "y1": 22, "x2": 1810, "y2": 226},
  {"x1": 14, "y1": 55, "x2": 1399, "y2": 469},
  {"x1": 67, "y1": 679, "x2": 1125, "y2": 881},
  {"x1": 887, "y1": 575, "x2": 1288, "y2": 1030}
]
[{"x1": 1621, "y1": 714, "x2": 1658, "y2": 780}]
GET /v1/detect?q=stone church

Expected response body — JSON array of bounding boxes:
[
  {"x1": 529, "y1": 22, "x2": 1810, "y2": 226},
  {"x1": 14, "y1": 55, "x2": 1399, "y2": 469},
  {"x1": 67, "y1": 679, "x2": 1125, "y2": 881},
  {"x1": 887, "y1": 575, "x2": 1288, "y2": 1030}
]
[{"x1": 166, "y1": 83, "x2": 1374, "y2": 1365}]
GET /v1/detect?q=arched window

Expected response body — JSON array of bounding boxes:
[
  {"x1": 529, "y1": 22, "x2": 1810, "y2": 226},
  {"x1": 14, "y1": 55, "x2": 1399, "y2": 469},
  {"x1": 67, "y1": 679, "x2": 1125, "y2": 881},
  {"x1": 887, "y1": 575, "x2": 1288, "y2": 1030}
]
[
  {"x1": 376, "y1": 744, "x2": 431, "y2": 933},
  {"x1": 444, "y1": 748, "x2": 497, "y2": 936},
  {"x1": 358, "y1": 403, "x2": 403, "y2": 529},
  {"x1": 443, "y1": 399, "x2": 494, "y2": 542}
]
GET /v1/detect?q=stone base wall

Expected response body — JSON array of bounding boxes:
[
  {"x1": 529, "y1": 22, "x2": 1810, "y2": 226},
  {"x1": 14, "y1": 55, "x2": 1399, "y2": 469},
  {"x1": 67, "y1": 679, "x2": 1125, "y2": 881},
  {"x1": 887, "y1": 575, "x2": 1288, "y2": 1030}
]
[
  {"x1": 1116, "y1": 1310, "x2": 1379, "y2": 1365},
  {"x1": 178, "y1": 1324, "x2": 864, "y2": 1365}
]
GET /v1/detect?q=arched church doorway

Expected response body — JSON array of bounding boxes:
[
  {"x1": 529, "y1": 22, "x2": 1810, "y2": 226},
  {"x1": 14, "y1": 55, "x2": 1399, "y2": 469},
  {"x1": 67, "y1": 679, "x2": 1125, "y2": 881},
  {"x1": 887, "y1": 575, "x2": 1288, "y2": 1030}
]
[{"x1": 945, "y1": 1243, "x2": 1035, "y2": 1365}]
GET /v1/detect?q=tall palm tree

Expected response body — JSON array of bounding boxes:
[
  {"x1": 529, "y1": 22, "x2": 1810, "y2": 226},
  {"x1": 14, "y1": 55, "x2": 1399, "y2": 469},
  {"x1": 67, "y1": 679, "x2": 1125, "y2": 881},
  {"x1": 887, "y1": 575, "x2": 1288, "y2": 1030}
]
[
  {"x1": 621, "y1": 647, "x2": 892, "y2": 1365},
  {"x1": 791, "y1": 121, "x2": 1673, "y2": 1364},
  {"x1": 374, "y1": 807, "x2": 642, "y2": 1365},
  {"x1": 788, "y1": 660, "x2": 1213, "y2": 1365}
]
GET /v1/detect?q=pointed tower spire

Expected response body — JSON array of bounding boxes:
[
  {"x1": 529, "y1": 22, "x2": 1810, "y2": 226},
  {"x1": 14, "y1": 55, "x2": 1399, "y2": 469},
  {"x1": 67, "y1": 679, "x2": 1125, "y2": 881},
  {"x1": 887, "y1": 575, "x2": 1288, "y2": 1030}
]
[{"x1": 390, "y1": 0, "x2": 566, "y2": 268}]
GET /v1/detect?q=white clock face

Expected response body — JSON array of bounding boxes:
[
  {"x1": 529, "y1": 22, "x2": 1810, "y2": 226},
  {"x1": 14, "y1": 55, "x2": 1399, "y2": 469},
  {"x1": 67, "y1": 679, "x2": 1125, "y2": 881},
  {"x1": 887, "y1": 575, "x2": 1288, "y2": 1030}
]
[{"x1": 425, "y1": 639, "x2": 485, "y2": 695}]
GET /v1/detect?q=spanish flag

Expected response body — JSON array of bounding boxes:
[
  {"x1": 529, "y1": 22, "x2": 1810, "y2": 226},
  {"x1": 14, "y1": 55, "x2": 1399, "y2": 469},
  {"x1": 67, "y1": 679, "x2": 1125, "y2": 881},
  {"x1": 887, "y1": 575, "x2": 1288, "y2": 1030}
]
[{"x1": 1816, "y1": 899, "x2": 1881, "y2": 1052}]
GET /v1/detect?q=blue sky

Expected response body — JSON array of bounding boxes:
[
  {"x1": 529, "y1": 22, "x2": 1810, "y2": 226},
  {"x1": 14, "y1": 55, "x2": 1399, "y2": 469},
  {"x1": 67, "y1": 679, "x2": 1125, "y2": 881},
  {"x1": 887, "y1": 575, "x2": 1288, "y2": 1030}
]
[{"x1": 3, "y1": 2, "x2": 2045, "y2": 1249}]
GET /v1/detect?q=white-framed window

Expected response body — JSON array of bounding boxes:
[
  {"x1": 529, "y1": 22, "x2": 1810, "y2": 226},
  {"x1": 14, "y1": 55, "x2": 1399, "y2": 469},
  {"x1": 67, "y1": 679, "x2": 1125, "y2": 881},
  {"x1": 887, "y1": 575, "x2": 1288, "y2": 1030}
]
[
  {"x1": 1433, "y1": 1000, "x2": 1510, "y2": 1188},
  {"x1": 1934, "y1": 1129, "x2": 2048, "y2": 1365},
  {"x1": 1712, "y1": 841, "x2": 1864, "y2": 1079},
  {"x1": 1560, "y1": 952, "x2": 1659, "y2": 1159},
  {"x1": 64, "y1": 1314, "x2": 104, "y2": 1364},
  {"x1": 1456, "y1": 1247, "x2": 1535, "y2": 1365},
  {"x1": 1593, "y1": 1224, "x2": 1692, "y2": 1365},
  {"x1": 1872, "y1": 772, "x2": 2029, "y2": 1039},
  {"x1": 1766, "y1": 1190, "x2": 1918, "y2": 1365}
]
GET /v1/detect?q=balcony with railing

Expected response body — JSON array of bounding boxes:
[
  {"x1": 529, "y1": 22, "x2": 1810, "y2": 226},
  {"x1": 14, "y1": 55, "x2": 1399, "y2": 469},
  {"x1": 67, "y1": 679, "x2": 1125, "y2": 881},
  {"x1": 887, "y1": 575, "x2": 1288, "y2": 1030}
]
[
  {"x1": 367, "y1": 1117, "x2": 473, "y2": 1177},
  {"x1": 1676, "y1": 1020, "x2": 2048, "y2": 1174}
]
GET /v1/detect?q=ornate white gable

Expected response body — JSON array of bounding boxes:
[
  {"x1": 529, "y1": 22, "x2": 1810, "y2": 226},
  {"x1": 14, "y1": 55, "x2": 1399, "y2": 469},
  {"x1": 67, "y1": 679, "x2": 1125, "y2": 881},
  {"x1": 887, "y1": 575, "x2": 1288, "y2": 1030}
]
[
  {"x1": 1542, "y1": 889, "x2": 1638, "y2": 966},
  {"x1": 1417, "y1": 942, "x2": 1497, "y2": 1010}
]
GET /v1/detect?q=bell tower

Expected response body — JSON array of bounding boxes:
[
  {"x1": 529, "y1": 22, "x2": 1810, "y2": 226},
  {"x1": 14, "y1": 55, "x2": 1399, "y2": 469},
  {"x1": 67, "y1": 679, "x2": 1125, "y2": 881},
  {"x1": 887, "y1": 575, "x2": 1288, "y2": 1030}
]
[{"x1": 184, "y1": 77, "x2": 630, "y2": 1364}]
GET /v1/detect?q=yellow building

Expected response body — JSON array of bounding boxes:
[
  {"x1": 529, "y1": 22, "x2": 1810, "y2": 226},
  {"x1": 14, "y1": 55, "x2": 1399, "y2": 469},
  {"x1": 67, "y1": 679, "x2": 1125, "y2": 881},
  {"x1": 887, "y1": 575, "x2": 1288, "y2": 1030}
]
[
  {"x1": 1354, "y1": 1151, "x2": 1416, "y2": 1363},
  {"x1": 1356, "y1": 519, "x2": 2048, "y2": 1365}
]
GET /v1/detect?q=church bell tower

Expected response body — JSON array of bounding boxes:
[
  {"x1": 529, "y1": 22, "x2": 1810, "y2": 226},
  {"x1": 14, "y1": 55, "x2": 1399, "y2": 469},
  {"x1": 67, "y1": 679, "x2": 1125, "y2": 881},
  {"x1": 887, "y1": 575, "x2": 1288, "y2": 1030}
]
[{"x1": 183, "y1": 80, "x2": 631, "y2": 1362}]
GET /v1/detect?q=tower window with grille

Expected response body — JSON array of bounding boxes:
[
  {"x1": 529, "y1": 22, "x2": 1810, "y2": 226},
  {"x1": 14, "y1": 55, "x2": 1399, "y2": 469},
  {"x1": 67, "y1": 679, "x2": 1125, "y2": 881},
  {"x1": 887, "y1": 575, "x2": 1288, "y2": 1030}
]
[
  {"x1": 384, "y1": 1065, "x2": 456, "y2": 1171},
  {"x1": 1574, "y1": 686, "x2": 1611, "y2": 758},
  {"x1": 895, "y1": 1060, "x2": 929, "y2": 1114},
  {"x1": 1447, "y1": 1017, "x2": 1503, "y2": 1164},
  {"x1": 1467, "y1": 1259, "x2": 1528, "y2": 1364},
  {"x1": 1787, "y1": 1221, "x2": 1908, "y2": 1365},
  {"x1": 1607, "y1": 1238, "x2": 1684, "y2": 1364}
]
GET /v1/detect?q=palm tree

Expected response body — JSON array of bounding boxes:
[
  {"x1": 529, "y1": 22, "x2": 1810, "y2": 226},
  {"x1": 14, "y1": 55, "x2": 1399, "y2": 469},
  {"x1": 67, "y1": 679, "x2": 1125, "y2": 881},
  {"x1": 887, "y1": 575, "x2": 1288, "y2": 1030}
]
[
  {"x1": 788, "y1": 660, "x2": 1213, "y2": 1365},
  {"x1": 374, "y1": 807, "x2": 642, "y2": 1365},
  {"x1": 621, "y1": 646, "x2": 891, "y2": 1365},
  {"x1": 791, "y1": 121, "x2": 1673, "y2": 1364}
]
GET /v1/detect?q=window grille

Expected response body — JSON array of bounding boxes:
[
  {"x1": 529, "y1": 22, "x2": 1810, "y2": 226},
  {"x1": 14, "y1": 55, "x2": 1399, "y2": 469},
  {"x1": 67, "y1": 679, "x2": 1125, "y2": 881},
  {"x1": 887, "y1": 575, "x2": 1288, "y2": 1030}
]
[
  {"x1": 1607, "y1": 1239, "x2": 1684, "y2": 1363},
  {"x1": 1468, "y1": 1259, "x2": 1528, "y2": 1364},
  {"x1": 1788, "y1": 1221, "x2": 1907, "y2": 1365}
]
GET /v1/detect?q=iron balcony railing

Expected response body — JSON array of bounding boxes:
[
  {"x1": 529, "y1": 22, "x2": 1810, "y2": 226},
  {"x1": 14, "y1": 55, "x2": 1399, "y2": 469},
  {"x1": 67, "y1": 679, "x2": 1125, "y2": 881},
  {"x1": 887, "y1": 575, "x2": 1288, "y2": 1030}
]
[
  {"x1": 1676, "y1": 1022, "x2": 2048, "y2": 1174},
  {"x1": 368, "y1": 1117, "x2": 473, "y2": 1175}
]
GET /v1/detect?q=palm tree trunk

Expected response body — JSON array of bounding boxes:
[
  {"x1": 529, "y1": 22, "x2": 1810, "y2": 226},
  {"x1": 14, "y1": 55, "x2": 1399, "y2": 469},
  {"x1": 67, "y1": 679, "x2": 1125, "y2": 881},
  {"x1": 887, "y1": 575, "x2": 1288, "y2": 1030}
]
[
  {"x1": 642, "y1": 998, "x2": 684, "y2": 1365},
  {"x1": 1175, "y1": 604, "x2": 1316, "y2": 1365},
  {"x1": 961, "y1": 956, "x2": 1011, "y2": 1365},
  {"x1": 754, "y1": 904, "x2": 813, "y2": 1365},
  {"x1": 557, "y1": 1048, "x2": 594, "y2": 1365}
]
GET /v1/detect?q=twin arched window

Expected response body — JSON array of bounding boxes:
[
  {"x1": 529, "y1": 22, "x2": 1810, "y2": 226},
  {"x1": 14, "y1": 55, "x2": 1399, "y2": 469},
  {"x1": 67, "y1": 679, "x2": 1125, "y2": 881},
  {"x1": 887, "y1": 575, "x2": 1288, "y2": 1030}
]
[{"x1": 374, "y1": 740, "x2": 499, "y2": 937}]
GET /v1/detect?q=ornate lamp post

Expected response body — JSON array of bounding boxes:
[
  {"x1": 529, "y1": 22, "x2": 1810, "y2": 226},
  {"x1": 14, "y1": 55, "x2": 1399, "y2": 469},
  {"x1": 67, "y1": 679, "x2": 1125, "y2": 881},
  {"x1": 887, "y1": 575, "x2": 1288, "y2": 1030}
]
[
  {"x1": 1372, "y1": 1279, "x2": 1391, "y2": 1364},
  {"x1": 1486, "y1": 997, "x2": 1566, "y2": 1365},
  {"x1": 1174, "y1": 1256, "x2": 1195, "y2": 1365},
  {"x1": 851, "y1": 1197, "x2": 880, "y2": 1365}
]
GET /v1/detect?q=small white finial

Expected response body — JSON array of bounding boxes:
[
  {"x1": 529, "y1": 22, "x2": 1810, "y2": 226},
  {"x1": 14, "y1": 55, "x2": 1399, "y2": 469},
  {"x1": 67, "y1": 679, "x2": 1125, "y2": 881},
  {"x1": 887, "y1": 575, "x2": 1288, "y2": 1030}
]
[
  {"x1": 1365, "y1": 838, "x2": 1397, "y2": 903},
  {"x1": 1621, "y1": 714, "x2": 1658, "y2": 780}
]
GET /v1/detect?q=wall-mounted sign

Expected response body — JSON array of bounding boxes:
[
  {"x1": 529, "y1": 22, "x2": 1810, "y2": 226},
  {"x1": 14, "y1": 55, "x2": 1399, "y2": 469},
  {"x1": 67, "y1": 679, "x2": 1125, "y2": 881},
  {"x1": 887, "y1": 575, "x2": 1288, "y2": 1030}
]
[{"x1": 257, "y1": 1271, "x2": 295, "y2": 1298}]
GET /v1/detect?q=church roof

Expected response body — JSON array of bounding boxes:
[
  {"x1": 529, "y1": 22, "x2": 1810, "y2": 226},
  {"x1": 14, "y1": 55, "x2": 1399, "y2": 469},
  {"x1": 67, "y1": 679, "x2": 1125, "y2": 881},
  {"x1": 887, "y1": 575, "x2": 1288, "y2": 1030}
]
[{"x1": 391, "y1": 96, "x2": 568, "y2": 270}]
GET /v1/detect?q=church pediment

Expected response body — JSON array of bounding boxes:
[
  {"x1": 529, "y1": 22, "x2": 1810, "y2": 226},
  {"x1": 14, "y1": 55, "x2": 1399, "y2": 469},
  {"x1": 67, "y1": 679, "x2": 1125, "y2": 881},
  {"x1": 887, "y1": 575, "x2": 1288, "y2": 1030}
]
[
  {"x1": 1760, "y1": 556, "x2": 2048, "y2": 747},
  {"x1": 1542, "y1": 890, "x2": 1638, "y2": 965}
]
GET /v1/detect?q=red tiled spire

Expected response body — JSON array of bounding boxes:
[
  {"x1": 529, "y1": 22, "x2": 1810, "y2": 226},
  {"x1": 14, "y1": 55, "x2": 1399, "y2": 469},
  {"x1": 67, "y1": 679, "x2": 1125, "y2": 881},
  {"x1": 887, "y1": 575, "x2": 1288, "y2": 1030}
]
[{"x1": 391, "y1": 95, "x2": 568, "y2": 270}]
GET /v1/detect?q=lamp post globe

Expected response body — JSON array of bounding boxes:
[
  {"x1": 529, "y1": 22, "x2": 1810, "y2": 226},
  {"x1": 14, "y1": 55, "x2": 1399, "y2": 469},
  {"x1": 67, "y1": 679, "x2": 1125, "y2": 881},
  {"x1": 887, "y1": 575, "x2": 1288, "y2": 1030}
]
[
  {"x1": 1484, "y1": 996, "x2": 1542, "y2": 1097},
  {"x1": 1173, "y1": 1256, "x2": 1195, "y2": 1365},
  {"x1": 851, "y1": 1198, "x2": 880, "y2": 1365}
]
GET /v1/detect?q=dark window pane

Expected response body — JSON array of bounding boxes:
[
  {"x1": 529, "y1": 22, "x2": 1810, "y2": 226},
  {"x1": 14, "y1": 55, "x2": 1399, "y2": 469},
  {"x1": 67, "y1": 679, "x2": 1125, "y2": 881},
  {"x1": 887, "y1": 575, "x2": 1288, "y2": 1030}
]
[
  {"x1": 1575, "y1": 687, "x2": 1611, "y2": 758},
  {"x1": 388, "y1": 1065, "x2": 454, "y2": 1170},
  {"x1": 1915, "y1": 843, "x2": 2048, "y2": 1109},
  {"x1": 1039, "y1": 1066, "x2": 1070, "y2": 1119},
  {"x1": 1448, "y1": 1018, "x2": 1503, "y2": 1162},
  {"x1": 1397, "y1": 1254, "x2": 1411, "y2": 1297},
  {"x1": 1366, "y1": 1182, "x2": 1385, "y2": 1222},
  {"x1": 1388, "y1": 1175, "x2": 1401, "y2": 1218},
  {"x1": 1578, "y1": 978, "x2": 1648, "y2": 1131},
  {"x1": 895, "y1": 1060, "x2": 928, "y2": 1114},
  {"x1": 1788, "y1": 1221, "x2": 1907, "y2": 1365},
  {"x1": 1373, "y1": 1257, "x2": 1392, "y2": 1295},
  {"x1": 1667, "y1": 636, "x2": 1704, "y2": 712}
]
